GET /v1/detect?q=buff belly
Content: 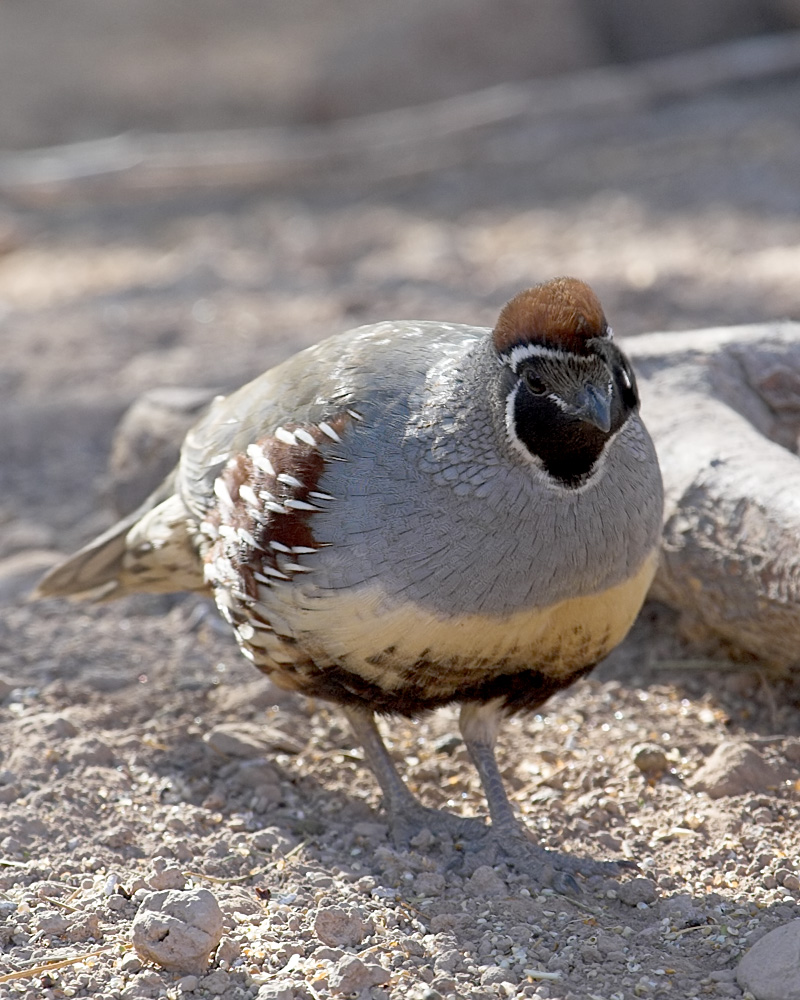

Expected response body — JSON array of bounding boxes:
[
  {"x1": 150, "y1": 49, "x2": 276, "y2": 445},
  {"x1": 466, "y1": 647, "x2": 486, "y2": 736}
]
[{"x1": 230, "y1": 547, "x2": 659, "y2": 713}]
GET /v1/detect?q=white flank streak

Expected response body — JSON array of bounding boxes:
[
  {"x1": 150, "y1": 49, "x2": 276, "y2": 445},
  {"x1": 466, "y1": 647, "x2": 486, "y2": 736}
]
[
  {"x1": 237, "y1": 527, "x2": 262, "y2": 549},
  {"x1": 294, "y1": 428, "x2": 317, "y2": 446},
  {"x1": 207, "y1": 452, "x2": 230, "y2": 465},
  {"x1": 238, "y1": 484, "x2": 260, "y2": 508},
  {"x1": 253, "y1": 571, "x2": 273, "y2": 585},
  {"x1": 284, "y1": 498, "x2": 321, "y2": 511},
  {"x1": 282, "y1": 562, "x2": 312, "y2": 573},
  {"x1": 277, "y1": 473, "x2": 304, "y2": 488},
  {"x1": 249, "y1": 618, "x2": 273, "y2": 630},
  {"x1": 269, "y1": 540, "x2": 292, "y2": 553},
  {"x1": 259, "y1": 565, "x2": 290, "y2": 580},
  {"x1": 231, "y1": 588, "x2": 255, "y2": 604},
  {"x1": 237, "y1": 623, "x2": 255, "y2": 641},
  {"x1": 213, "y1": 477, "x2": 234, "y2": 507},
  {"x1": 264, "y1": 501, "x2": 287, "y2": 514},
  {"x1": 308, "y1": 491, "x2": 334, "y2": 501},
  {"x1": 275, "y1": 426, "x2": 297, "y2": 445},
  {"x1": 247, "y1": 444, "x2": 276, "y2": 477},
  {"x1": 199, "y1": 520, "x2": 218, "y2": 540},
  {"x1": 292, "y1": 545, "x2": 317, "y2": 554},
  {"x1": 347, "y1": 409, "x2": 363, "y2": 421},
  {"x1": 217, "y1": 524, "x2": 238, "y2": 541},
  {"x1": 318, "y1": 421, "x2": 341, "y2": 442},
  {"x1": 258, "y1": 490, "x2": 275, "y2": 502},
  {"x1": 240, "y1": 647, "x2": 256, "y2": 661}
]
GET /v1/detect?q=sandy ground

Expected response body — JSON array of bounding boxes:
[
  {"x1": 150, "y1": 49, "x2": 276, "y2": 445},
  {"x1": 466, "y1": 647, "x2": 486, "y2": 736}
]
[{"x1": 2, "y1": 32, "x2": 800, "y2": 1000}]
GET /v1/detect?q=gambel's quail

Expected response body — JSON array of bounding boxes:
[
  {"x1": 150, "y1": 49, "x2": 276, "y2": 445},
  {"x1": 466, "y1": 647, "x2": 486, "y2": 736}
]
[{"x1": 37, "y1": 277, "x2": 664, "y2": 887}]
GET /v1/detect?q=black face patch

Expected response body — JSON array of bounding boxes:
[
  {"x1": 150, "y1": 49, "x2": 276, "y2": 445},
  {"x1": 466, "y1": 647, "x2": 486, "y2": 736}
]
[{"x1": 510, "y1": 341, "x2": 638, "y2": 488}]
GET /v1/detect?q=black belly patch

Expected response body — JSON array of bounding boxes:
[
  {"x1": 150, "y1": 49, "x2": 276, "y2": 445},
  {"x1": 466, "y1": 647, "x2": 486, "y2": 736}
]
[{"x1": 255, "y1": 655, "x2": 598, "y2": 717}]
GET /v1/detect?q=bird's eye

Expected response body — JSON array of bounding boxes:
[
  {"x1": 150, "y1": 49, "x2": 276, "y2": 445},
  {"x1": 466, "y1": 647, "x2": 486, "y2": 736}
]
[{"x1": 523, "y1": 370, "x2": 547, "y2": 395}]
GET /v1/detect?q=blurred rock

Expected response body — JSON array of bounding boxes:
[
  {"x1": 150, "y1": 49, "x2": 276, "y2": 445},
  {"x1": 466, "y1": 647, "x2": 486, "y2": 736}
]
[
  {"x1": 314, "y1": 905, "x2": 371, "y2": 947},
  {"x1": 108, "y1": 386, "x2": 217, "y2": 515},
  {"x1": 738, "y1": 919, "x2": 800, "y2": 1000},
  {"x1": 0, "y1": 550, "x2": 62, "y2": 606},
  {"x1": 689, "y1": 741, "x2": 784, "y2": 798}
]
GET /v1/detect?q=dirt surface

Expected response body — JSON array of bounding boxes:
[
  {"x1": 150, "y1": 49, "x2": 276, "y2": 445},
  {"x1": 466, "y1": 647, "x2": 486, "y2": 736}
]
[{"x1": 3, "y1": 32, "x2": 800, "y2": 1000}]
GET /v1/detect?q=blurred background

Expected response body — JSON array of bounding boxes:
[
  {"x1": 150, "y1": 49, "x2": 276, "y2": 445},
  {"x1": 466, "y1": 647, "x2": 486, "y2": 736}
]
[{"x1": 1, "y1": 0, "x2": 800, "y2": 548}]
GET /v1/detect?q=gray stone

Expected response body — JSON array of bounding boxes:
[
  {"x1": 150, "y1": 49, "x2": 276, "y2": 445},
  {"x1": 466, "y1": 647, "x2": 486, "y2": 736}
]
[
  {"x1": 737, "y1": 919, "x2": 800, "y2": 1000},
  {"x1": 466, "y1": 865, "x2": 507, "y2": 897},
  {"x1": 329, "y1": 956, "x2": 390, "y2": 994},
  {"x1": 632, "y1": 742, "x2": 669, "y2": 778},
  {"x1": 689, "y1": 741, "x2": 782, "y2": 798},
  {"x1": 203, "y1": 722, "x2": 304, "y2": 758},
  {"x1": 131, "y1": 888, "x2": 223, "y2": 975},
  {"x1": 313, "y1": 905, "x2": 369, "y2": 947},
  {"x1": 618, "y1": 877, "x2": 658, "y2": 906}
]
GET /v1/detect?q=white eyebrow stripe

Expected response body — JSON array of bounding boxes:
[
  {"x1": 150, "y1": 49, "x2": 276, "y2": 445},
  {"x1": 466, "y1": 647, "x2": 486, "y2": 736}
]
[
  {"x1": 503, "y1": 343, "x2": 574, "y2": 371},
  {"x1": 502, "y1": 334, "x2": 612, "y2": 372}
]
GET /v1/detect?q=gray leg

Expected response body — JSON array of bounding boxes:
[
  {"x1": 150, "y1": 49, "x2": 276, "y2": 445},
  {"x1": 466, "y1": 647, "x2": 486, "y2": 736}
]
[
  {"x1": 343, "y1": 705, "x2": 487, "y2": 845},
  {"x1": 459, "y1": 700, "x2": 518, "y2": 829},
  {"x1": 459, "y1": 700, "x2": 632, "y2": 891}
]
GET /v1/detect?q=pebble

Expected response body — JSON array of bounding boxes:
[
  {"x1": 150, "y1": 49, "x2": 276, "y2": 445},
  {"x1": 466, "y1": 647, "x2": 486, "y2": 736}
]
[
  {"x1": 689, "y1": 741, "x2": 781, "y2": 798},
  {"x1": 313, "y1": 905, "x2": 370, "y2": 947},
  {"x1": 466, "y1": 865, "x2": 507, "y2": 898},
  {"x1": 203, "y1": 722, "x2": 303, "y2": 757},
  {"x1": 256, "y1": 982, "x2": 295, "y2": 1000},
  {"x1": 632, "y1": 742, "x2": 669, "y2": 778},
  {"x1": 119, "y1": 953, "x2": 143, "y2": 973},
  {"x1": 737, "y1": 919, "x2": 800, "y2": 999},
  {"x1": 198, "y1": 970, "x2": 231, "y2": 995},
  {"x1": 618, "y1": 878, "x2": 658, "y2": 906},
  {"x1": 328, "y1": 956, "x2": 390, "y2": 994},
  {"x1": 131, "y1": 888, "x2": 224, "y2": 974}
]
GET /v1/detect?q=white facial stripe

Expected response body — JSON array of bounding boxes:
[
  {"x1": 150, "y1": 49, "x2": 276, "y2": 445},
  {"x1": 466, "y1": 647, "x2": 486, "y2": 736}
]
[
  {"x1": 502, "y1": 330, "x2": 612, "y2": 371},
  {"x1": 504, "y1": 343, "x2": 574, "y2": 371}
]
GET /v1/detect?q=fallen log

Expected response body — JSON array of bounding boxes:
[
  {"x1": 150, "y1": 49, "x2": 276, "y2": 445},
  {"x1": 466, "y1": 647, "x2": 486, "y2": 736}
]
[{"x1": 627, "y1": 323, "x2": 800, "y2": 667}]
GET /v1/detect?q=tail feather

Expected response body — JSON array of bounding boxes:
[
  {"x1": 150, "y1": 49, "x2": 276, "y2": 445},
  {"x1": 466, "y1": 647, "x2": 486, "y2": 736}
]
[{"x1": 33, "y1": 478, "x2": 205, "y2": 601}]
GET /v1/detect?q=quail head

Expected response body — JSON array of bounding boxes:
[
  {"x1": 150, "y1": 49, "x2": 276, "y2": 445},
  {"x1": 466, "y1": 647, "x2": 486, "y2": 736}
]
[{"x1": 37, "y1": 276, "x2": 664, "y2": 889}]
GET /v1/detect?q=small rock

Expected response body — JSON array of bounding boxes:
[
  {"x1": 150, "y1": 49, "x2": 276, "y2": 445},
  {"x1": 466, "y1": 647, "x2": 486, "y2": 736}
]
[
  {"x1": 23, "y1": 712, "x2": 78, "y2": 739},
  {"x1": 783, "y1": 738, "x2": 800, "y2": 765},
  {"x1": 618, "y1": 877, "x2": 658, "y2": 906},
  {"x1": 737, "y1": 919, "x2": 800, "y2": 999},
  {"x1": 149, "y1": 866, "x2": 187, "y2": 891},
  {"x1": 109, "y1": 386, "x2": 218, "y2": 515},
  {"x1": 255, "y1": 982, "x2": 295, "y2": 1000},
  {"x1": 466, "y1": 865, "x2": 507, "y2": 897},
  {"x1": 131, "y1": 888, "x2": 224, "y2": 975},
  {"x1": 67, "y1": 912, "x2": 102, "y2": 943},
  {"x1": 203, "y1": 722, "x2": 303, "y2": 758},
  {"x1": 176, "y1": 974, "x2": 199, "y2": 993},
  {"x1": 119, "y1": 953, "x2": 143, "y2": 973},
  {"x1": 215, "y1": 935, "x2": 241, "y2": 965},
  {"x1": 314, "y1": 905, "x2": 370, "y2": 947},
  {"x1": 414, "y1": 872, "x2": 446, "y2": 896},
  {"x1": 66, "y1": 736, "x2": 115, "y2": 767},
  {"x1": 0, "y1": 549, "x2": 61, "y2": 605},
  {"x1": 632, "y1": 742, "x2": 669, "y2": 778},
  {"x1": 329, "y1": 956, "x2": 390, "y2": 994},
  {"x1": 689, "y1": 741, "x2": 781, "y2": 798},
  {"x1": 198, "y1": 970, "x2": 231, "y2": 995},
  {"x1": 481, "y1": 965, "x2": 515, "y2": 985},
  {"x1": 34, "y1": 910, "x2": 69, "y2": 936},
  {"x1": 435, "y1": 950, "x2": 462, "y2": 974}
]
